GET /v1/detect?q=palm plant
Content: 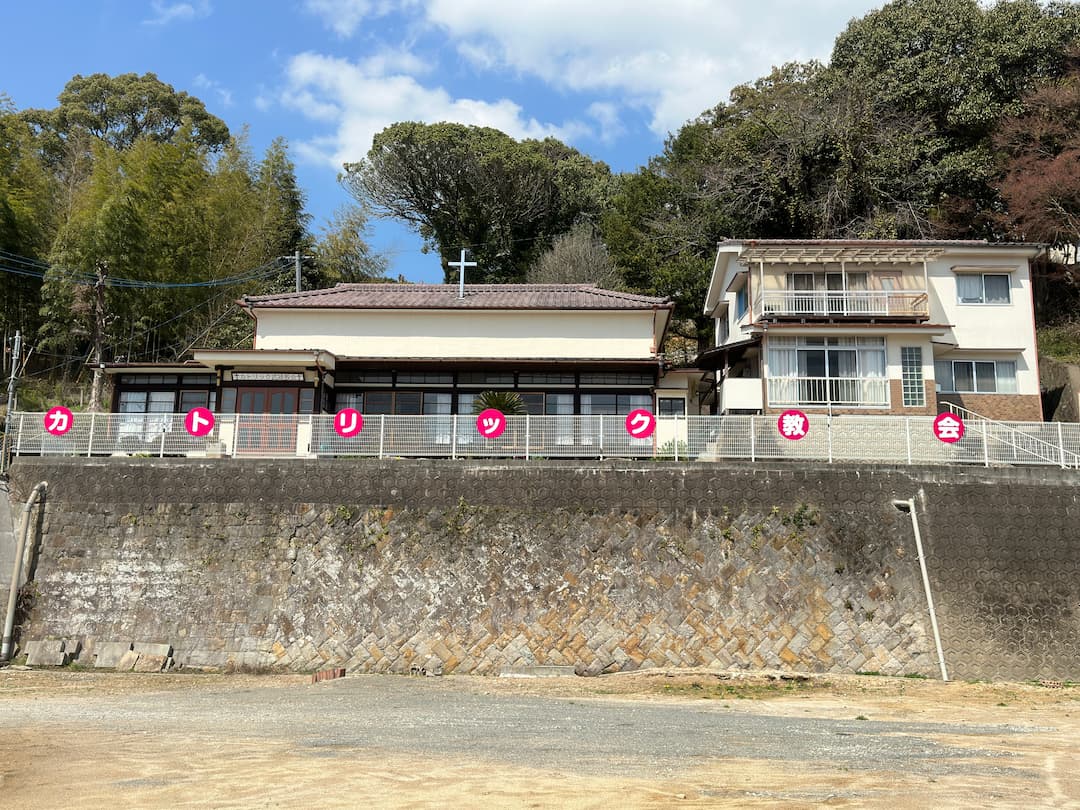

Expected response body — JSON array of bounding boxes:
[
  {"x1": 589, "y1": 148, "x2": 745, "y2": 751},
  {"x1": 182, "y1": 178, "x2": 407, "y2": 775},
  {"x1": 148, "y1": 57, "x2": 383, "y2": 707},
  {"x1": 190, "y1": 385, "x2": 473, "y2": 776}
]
[{"x1": 471, "y1": 390, "x2": 527, "y2": 415}]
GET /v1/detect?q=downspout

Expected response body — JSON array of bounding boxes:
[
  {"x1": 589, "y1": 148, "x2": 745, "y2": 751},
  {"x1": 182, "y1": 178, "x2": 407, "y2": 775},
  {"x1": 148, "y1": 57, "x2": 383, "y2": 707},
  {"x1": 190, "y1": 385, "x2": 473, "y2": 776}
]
[
  {"x1": 2, "y1": 480, "x2": 47, "y2": 661},
  {"x1": 892, "y1": 496, "x2": 948, "y2": 681}
]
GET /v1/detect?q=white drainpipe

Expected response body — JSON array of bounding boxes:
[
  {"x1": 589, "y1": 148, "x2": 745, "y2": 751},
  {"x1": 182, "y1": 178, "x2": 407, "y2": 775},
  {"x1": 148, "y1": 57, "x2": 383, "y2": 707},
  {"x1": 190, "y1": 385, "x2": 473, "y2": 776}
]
[
  {"x1": 2, "y1": 481, "x2": 47, "y2": 661},
  {"x1": 893, "y1": 496, "x2": 948, "y2": 681}
]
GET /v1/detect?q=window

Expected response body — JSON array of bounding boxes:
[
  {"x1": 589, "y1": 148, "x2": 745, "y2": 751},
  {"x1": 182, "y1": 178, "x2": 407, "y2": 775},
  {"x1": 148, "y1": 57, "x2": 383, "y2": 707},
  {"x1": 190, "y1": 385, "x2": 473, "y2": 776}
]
[
  {"x1": 935, "y1": 360, "x2": 1017, "y2": 393},
  {"x1": 658, "y1": 397, "x2": 686, "y2": 416},
  {"x1": 736, "y1": 286, "x2": 748, "y2": 319},
  {"x1": 518, "y1": 372, "x2": 574, "y2": 386},
  {"x1": 957, "y1": 273, "x2": 1010, "y2": 304},
  {"x1": 766, "y1": 336, "x2": 888, "y2": 406},
  {"x1": 580, "y1": 393, "x2": 652, "y2": 415},
  {"x1": 901, "y1": 347, "x2": 924, "y2": 407},
  {"x1": 458, "y1": 371, "x2": 514, "y2": 386},
  {"x1": 578, "y1": 372, "x2": 653, "y2": 386},
  {"x1": 117, "y1": 390, "x2": 174, "y2": 441}
]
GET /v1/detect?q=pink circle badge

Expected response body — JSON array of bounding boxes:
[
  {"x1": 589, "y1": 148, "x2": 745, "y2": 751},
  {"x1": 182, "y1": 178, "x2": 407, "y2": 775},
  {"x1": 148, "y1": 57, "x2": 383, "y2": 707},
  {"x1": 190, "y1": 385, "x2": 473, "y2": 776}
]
[
  {"x1": 476, "y1": 408, "x2": 506, "y2": 439},
  {"x1": 777, "y1": 409, "x2": 809, "y2": 441},
  {"x1": 184, "y1": 407, "x2": 215, "y2": 437},
  {"x1": 625, "y1": 408, "x2": 656, "y2": 439},
  {"x1": 43, "y1": 405, "x2": 74, "y2": 436},
  {"x1": 933, "y1": 412, "x2": 965, "y2": 443},
  {"x1": 334, "y1": 408, "x2": 364, "y2": 438}
]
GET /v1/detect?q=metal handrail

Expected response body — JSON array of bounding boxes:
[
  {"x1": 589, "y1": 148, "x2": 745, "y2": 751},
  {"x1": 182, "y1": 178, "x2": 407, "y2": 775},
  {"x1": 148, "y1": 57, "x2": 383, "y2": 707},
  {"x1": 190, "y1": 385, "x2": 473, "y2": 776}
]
[
  {"x1": 8, "y1": 410, "x2": 1080, "y2": 470},
  {"x1": 944, "y1": 403, "x2": 1080, "y2": 468},
  {"x1": 756, "y1": 290, "x2": 929, "y2": 317}
]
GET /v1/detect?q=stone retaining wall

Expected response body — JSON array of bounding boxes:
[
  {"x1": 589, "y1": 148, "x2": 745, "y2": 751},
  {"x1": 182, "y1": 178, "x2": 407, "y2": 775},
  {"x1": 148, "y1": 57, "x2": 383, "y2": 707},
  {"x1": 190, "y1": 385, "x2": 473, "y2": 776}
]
[{"x1": 7, "y1": 459, "x2": 1079, "y2": 680}]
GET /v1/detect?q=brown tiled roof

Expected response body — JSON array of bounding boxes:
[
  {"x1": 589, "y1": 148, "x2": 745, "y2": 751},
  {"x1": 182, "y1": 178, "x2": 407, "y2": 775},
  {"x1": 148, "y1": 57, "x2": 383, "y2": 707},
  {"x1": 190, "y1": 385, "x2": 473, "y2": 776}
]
[{"x1": 242, "y1": 284, "x2": 672, "y2": 311}]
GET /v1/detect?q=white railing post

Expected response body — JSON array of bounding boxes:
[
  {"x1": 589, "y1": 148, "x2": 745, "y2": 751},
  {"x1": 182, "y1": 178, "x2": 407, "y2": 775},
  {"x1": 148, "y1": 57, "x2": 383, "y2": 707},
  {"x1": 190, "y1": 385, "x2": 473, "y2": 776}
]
[
  {"x1": 159, "y1": 426, "x2": 166, "y2": 458},
  {"x1": 87, "y1": 413, "x2": 96, "y2": 457},
  {"x1": 1058, "y1": 422, "x2": 1066, "y2": 469},
  {"x1": 16, "y1": 413, "x2": 24, "y2": 457},
  {"x1": 378, "y1": 415, "x2": 385, "y2": 459},
  {"x1": 827, "y1": 416, "x2": 833, "y2": 463},
  {"x1": 451, "y1": 414, "x2": 458, "y2": 460},
  {"x1": 674, "y1": 416, "x2": 680, "y2": 461},
  {"x1": 905, "y1": 417, "x2": 912, "y2": 465},
  {"x1": 598, "y1": 415, "x2": 604, "y2": 458},
  {"x1": 749, "y1": 415, "x2": 756, "y2": 462},
  {"x1": 982, "y1": 427, "x2": 990, "y2": 467},
  {"x1": 525, "y1": 414, "x2": 530, "y2": 460}
]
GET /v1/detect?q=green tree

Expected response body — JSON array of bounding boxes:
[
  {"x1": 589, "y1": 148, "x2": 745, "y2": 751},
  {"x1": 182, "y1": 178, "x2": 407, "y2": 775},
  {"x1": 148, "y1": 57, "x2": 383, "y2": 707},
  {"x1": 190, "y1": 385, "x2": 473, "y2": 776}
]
[
  {"x1": 0, "y1": 98, "x2": 59, "y2": 338},
  {"x1": 313, "y1": 205, "x2": 388, "y2": 283},
  {"x1": 829, "y1": 0, "x2": 1080, "y2": 234},
  {"x1": 342, "y1": 122, "x2": 612, "y2": 282},
  {"x1": 21, "y1": 72, "x2": 230, "y2": 161}
]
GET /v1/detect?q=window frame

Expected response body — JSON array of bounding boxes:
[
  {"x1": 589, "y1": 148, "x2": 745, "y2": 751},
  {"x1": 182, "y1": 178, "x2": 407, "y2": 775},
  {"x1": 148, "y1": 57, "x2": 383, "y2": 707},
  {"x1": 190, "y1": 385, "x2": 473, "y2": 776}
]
[{"x1": 956, "y1": 273, "x2": 1011, "y2": 305}]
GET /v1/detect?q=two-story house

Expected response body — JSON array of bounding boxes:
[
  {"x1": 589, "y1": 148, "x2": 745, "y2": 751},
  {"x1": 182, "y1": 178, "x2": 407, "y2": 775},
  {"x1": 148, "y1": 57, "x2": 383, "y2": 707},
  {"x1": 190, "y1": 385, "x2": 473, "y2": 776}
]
[{"x1": 699, "y1": 239, "x2": 1044, "y2": 422}]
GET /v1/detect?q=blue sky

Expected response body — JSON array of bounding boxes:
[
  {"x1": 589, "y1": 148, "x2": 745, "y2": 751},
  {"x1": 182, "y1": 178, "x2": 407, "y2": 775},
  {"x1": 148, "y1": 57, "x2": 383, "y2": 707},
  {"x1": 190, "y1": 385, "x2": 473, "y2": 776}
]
[{"x1": 3, "y1": 0, "x2": 883, "y2": 282}]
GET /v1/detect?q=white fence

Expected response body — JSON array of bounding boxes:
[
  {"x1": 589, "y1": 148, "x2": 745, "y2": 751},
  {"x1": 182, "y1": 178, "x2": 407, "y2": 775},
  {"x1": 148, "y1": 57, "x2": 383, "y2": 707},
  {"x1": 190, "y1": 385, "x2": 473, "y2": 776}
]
[
  {"x1": 6, "y1": 411, "x2": 1080, "y2": 469},
  {"x1": 756, "y1": 290, "x2": 929, "y2": 317}
]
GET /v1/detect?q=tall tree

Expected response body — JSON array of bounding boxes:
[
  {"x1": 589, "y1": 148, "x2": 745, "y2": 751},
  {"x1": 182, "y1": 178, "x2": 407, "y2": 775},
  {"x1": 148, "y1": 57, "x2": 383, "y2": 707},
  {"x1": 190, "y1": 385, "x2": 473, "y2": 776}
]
[
  {"x1": 0, "y1": 98, "x2": 58, "y2": 338},
  {"x1": 829, "y1": 0, "x2": 1080, "y2": 234},
  {"x1": 526, "y1": 222, "x2": 621, "y2": 288},
  {"x1": 342, "y1": 122, "x2": 612, "y2": 282},
  {"x1": 313, "y1": 204, "x2": 388, "y2": 283},
  {"x1": 21, "y1": 72, "x2": 230, "y2": 161}
]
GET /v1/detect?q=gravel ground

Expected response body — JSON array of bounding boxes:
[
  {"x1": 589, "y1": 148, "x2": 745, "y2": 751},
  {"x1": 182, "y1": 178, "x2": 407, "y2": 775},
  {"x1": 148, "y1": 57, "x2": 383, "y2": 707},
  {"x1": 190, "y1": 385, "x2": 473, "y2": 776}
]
[{"x1": 0, "y1": 668, "x2": 1076, "y2": 808}]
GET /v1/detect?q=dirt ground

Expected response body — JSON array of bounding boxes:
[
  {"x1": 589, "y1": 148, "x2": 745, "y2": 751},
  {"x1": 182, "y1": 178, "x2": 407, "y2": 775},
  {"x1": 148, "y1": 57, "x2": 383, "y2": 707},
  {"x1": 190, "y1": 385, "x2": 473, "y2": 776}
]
[{"x1": 0, "y1": 667, "x2": 1077, "y2": 808}]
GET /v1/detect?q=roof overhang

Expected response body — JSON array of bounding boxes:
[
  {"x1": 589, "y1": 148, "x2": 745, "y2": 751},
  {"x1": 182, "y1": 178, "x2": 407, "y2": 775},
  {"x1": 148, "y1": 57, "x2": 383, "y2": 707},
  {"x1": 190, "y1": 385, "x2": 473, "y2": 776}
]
[
  {"x1": 695, "y1": 336, "x2": 762, "y2": 370},
  {"x1": 104, "y1": 362, "x2": 208, "y2": 376},
  {"x1": 192, "y1": 349, "x2": 337, "y2": 371}
]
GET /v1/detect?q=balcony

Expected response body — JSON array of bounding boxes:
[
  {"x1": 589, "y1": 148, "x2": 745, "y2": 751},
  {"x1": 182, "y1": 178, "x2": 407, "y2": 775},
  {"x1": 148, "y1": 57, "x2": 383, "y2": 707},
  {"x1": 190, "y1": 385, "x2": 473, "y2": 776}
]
[
  {"x1": 719, "y1": 377, "x2": 764, "y2": 412},
  {"x1": 757, "y1": 290, "x2": 929, "y2": 319},
  {"x1": 767, "y1": 377, "x2": 889, "y2": 408}
]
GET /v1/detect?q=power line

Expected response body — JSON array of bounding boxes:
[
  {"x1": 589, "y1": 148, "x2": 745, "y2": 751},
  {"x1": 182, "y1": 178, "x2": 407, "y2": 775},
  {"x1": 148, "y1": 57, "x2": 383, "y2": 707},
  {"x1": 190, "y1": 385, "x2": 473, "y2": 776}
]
[{"x1": 0, "y1": 250, "x2": 294, "y2": 289}]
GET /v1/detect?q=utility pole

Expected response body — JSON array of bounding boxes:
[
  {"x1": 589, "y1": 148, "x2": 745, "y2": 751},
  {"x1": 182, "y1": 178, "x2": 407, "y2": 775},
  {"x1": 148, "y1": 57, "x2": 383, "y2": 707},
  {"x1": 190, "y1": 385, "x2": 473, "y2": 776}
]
[
  {"x1": 5, "y1": 330, "x2": 20, "y2": 415},
  {"x1": 89, "y1": 261, "x2": 107, "y2": 413}
]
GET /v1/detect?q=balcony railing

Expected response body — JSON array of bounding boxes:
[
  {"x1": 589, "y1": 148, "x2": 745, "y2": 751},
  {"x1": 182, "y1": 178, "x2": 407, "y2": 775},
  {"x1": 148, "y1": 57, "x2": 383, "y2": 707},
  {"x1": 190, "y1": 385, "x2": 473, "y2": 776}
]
[
  {"x1": 757, "y1": 290, "x2": 929, "y2": 318},
  {"x1": 767, "y1": 377, "x2": 889, "y2": 408},
  {"x1": 4, "y1": 411, "x2": 1080, "y2": 468}
]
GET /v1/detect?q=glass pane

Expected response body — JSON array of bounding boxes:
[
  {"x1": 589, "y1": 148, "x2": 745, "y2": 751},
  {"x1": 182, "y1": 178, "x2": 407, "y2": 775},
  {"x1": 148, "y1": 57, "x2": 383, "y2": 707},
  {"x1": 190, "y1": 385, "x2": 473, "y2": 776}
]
[
  {"x1": 365, "y1": 391, "x2": 393, "y2": 414},
  {"x1": 975, "y1": 362, "x2": 997, "y2": 393},
  {"x1": 299, "y1": 389, "x2": 315, "y2": 413},
  {"x1": 519, "y1": 393, "x2": 544, "y2": 415},
  {"x1": 847, "y1": 272, "x2": 868, "y2": 291},
  {"x1": 457, "y1": 393, "x2": 476, "y2": 414},
  {"x1": 957, "y1": 275, "x2": 983, "y2": 303},
  {"x1": 220, "y1": 388, "x2": 237, "y2": 413},
  {"x1": 996, "y1": 361, "x2": 1017, "y2": 393},
  {"x1": 934, "y1": 362, "x2": 952, "y2": 392},
  {"x1": 953, "y1": 362, "x2": 975, "y2": 392},
  {"x1": 148, "y1": 391, "x2": 175, "y2": 412},
  {"x1": 658, "y1": 397, "x2": 686, "y2": 416},
  {"x1": 179, "y1": 391, "x2": 209, "y2": 411},
  {"x1": 118, "y1": 391, "x2": 148, "y2": 413},
  {"x1": 423, "y1": 392, "x2": 452, "y2": 414},
  {"x1": 337, "y1": 391, "x2": 363, "y2": 410},
  {"x1": 545, "y1": 394, "x2": 573, "y2": 415},
  {"x1": 581, "y1": 394, "x2": 617, "y2": 414},
  {"x1": 983, "y1": 274, "x2": 1010, "y2": 304},
  {"x1": 395, "y1": 391, "x2": 422, "y2": 415}
]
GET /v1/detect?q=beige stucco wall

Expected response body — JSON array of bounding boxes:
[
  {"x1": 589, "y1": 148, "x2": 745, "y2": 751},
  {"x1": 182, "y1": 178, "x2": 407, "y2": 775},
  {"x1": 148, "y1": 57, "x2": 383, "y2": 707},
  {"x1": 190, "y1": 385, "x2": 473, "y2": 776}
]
[
  {"x1": 925, "y1": 252, "x2": 1041, "y2": 398},
  {"x1": 255, "y1": 309, "x2": 660, "y2": 360}
]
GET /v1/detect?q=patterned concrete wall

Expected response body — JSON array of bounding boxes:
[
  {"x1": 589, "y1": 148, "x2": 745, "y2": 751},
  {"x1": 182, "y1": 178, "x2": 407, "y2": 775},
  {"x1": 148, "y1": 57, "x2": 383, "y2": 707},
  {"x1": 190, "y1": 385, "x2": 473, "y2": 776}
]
[{"x1": 6, "y1": 459, "x2": 1079, "y2": 680}]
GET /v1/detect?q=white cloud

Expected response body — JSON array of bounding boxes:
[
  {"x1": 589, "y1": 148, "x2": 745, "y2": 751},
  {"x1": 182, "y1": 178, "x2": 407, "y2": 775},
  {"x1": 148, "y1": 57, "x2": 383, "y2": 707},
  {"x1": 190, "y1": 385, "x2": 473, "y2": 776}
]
[
  {"x1": 143, "y1": 0, "x2": 211, "y2": 26},
  {"x1": 285, "y1": 0, "x2": 882, "y2": 163},
  {"x1": 303, "y1": 0, "x2": 404, "y2": 37},
  {"x1": 586, "y1": 102, "x2": 624, "y2": 145},
  {"x1": 193, "y1": 73, "x2": 233, "y2": 108},
  {"x1": 419, "y1": 0, "x2": 874, "y2": 136},
  {"x1": 280, "y1": 52, "x2": 585, "y2": 169}
]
